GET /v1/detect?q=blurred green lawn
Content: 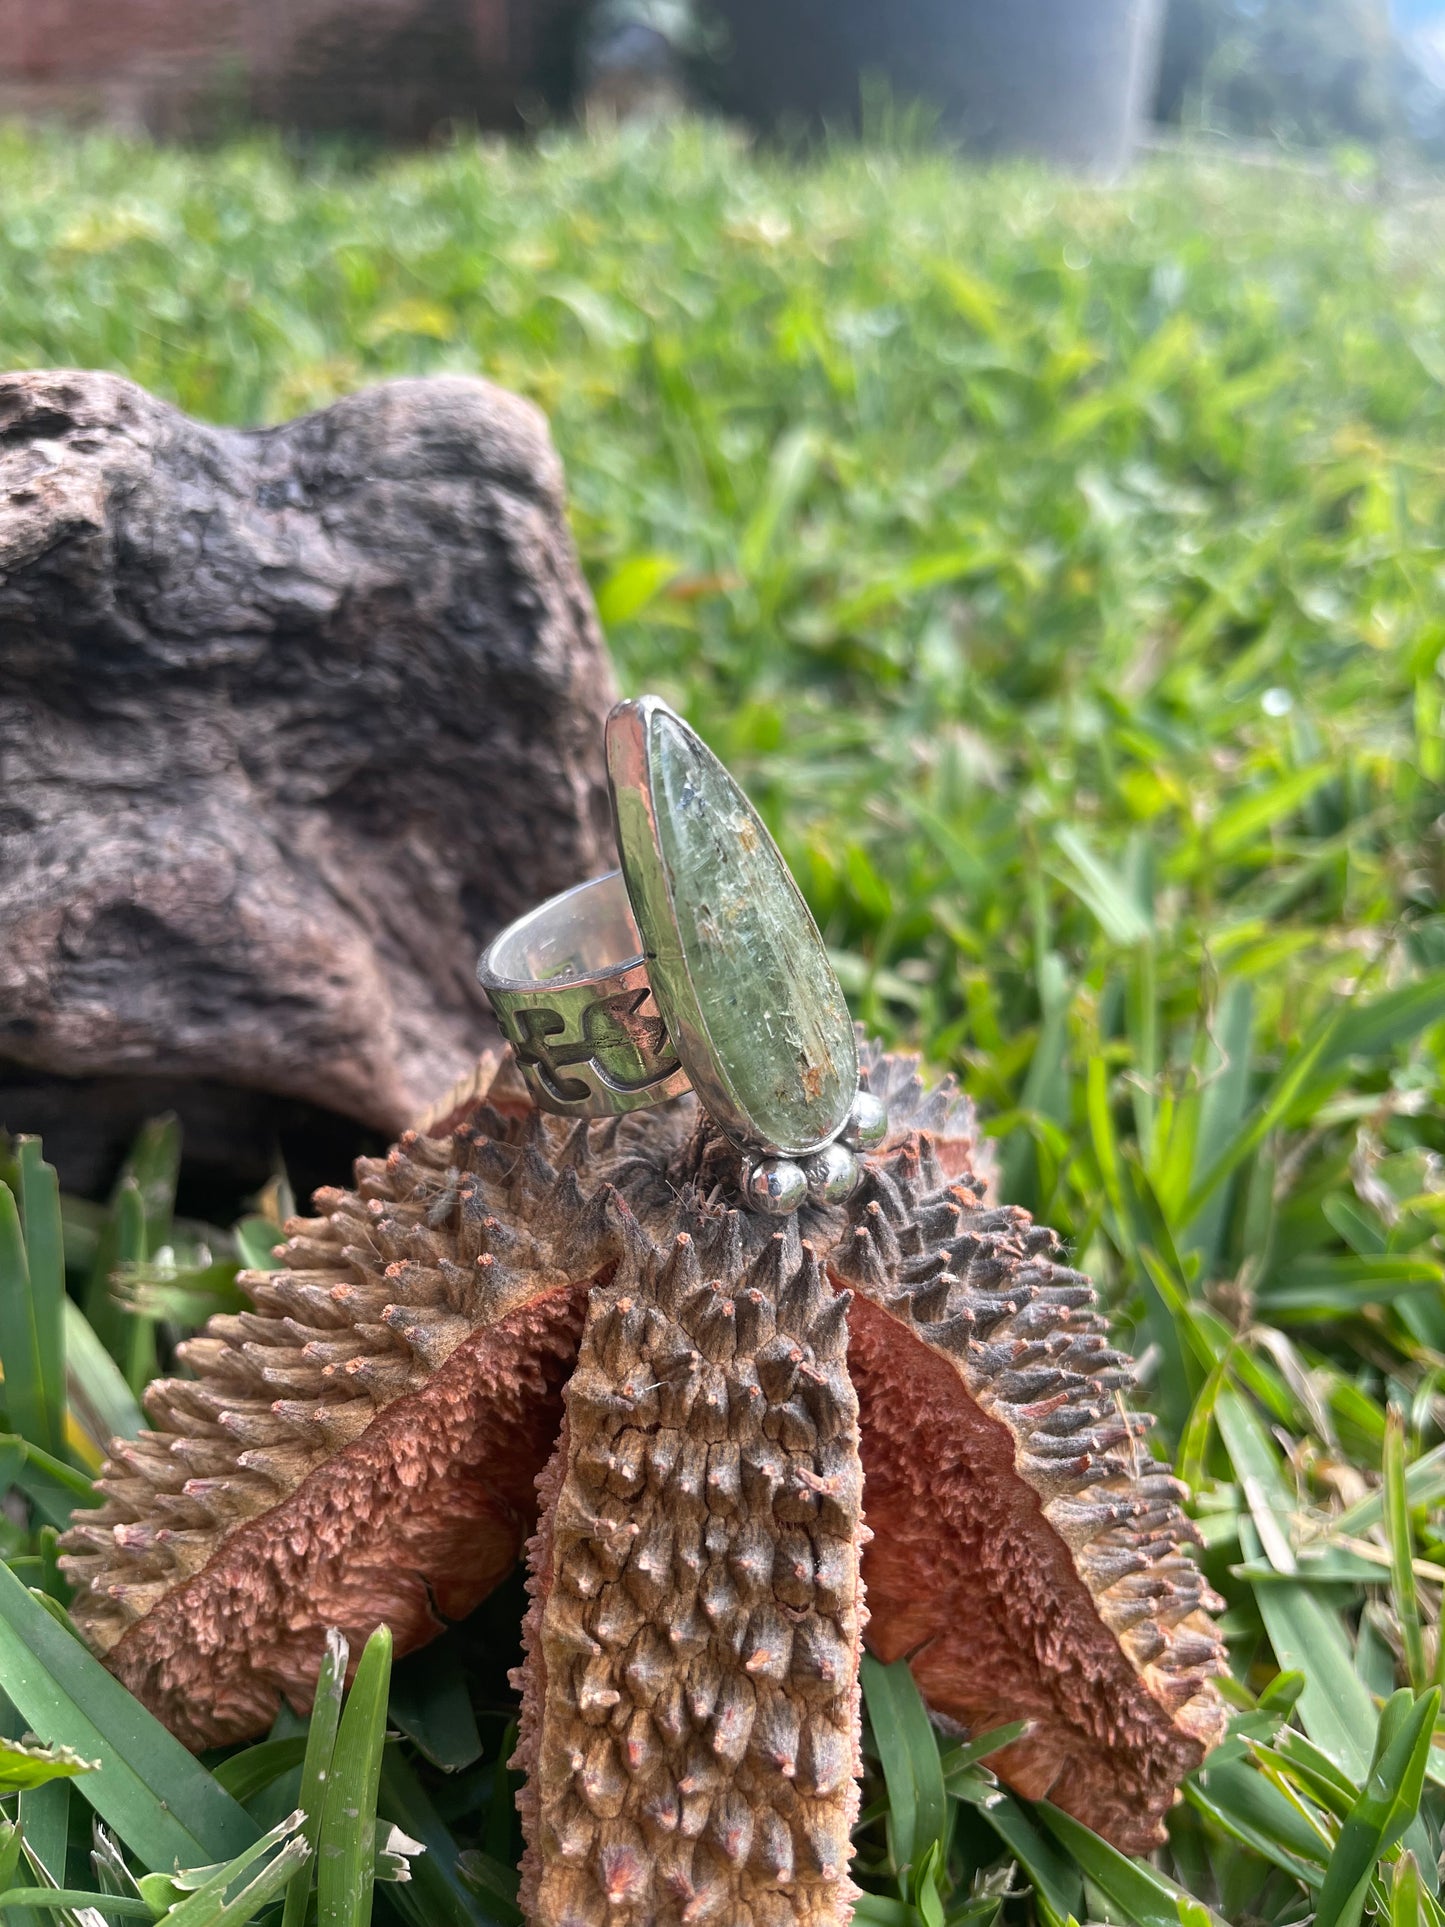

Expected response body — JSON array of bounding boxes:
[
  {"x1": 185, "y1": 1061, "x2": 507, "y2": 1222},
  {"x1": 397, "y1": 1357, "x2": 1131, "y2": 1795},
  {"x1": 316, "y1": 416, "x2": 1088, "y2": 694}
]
[{"x1": 5, "y1": 118, "x2": 1445, "y2": 1924}]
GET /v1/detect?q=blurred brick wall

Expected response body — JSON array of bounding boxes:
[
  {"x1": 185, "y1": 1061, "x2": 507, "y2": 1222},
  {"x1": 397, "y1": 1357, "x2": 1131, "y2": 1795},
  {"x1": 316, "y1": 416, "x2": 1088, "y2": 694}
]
[{"x1": 0, "y1": 0, "x2": 584, "y2": 136}]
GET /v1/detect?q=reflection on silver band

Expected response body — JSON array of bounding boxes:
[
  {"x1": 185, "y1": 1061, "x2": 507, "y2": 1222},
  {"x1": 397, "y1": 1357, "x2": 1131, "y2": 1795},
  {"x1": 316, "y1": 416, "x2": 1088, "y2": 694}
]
[{"x1": 477, "y1": 871, "x2": 691, "y2": 1119}]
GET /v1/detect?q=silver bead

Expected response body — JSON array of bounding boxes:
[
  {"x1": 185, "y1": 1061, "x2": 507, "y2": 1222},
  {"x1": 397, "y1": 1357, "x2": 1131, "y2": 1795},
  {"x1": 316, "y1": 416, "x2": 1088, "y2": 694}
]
[
  {"x1": 802, "y1": 1140, "x2": 861, "y2": 1205},
  {"x1": 742, "y1": 1155, "x2": 809, "y2": 1217},
  {"x1": 842, "y1": 1090, "x2": 888, "y2": 1152}
]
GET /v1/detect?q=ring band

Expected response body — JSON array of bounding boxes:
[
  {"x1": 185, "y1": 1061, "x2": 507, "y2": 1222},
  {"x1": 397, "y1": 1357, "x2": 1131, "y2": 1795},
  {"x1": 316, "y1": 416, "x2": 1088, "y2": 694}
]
[{"x1": 477, "y1": 870, "x2": 691, "y2": 1118}]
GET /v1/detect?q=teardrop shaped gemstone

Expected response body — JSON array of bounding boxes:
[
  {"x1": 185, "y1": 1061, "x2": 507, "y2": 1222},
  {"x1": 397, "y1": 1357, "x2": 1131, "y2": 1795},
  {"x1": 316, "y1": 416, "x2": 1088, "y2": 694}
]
[{"x1": 609, "y1": 698, "x2": 857, "y2": 1158}]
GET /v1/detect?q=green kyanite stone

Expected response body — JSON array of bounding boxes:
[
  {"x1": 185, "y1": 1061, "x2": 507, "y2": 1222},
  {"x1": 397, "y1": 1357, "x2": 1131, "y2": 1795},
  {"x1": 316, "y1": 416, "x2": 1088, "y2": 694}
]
[{"x1": 648, "y1": 706, "x2": 856, "y2": 1156}]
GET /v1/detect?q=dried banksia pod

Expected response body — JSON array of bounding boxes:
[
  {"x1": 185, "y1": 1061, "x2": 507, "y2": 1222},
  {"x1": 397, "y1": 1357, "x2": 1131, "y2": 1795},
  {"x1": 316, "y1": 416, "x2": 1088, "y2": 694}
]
[{"x1": 62, "y1": 1041, "x2": 1225, "y2": 1923}]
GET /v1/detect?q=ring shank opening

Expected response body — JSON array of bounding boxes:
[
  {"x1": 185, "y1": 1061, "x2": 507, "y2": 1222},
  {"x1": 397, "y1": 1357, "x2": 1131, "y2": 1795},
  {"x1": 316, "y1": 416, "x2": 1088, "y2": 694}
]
[{"x1": 485, "y1": 870, "x2": 644, "y2": 988}]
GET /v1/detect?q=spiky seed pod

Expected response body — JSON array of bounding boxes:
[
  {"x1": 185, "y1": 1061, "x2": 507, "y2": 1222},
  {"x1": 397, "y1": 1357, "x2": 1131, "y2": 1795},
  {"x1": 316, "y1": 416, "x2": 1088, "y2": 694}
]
[
  {"x1": 515, "y1": 1229, "x2": 863, "y2": 1926},
  {"x1": 59, "y1": 1062, "x2": 596, "y2": 1746},
  {"x1": 834, "y1": 1166, "x2": 1224, "y2": 1851},
  {"x1": 61, "y1": 1038, "x2": 1224, "y2": 1907}
]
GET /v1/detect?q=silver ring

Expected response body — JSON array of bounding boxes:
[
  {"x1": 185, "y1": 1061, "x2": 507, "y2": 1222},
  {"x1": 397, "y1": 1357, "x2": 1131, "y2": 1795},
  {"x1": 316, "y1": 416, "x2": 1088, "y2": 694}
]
[
  {"x1": 477, "y1": 870, "x2": 691, "y2": 1118},
  {"x1": 477, "y1": 697, "x2": 888, "y2": 1212}
]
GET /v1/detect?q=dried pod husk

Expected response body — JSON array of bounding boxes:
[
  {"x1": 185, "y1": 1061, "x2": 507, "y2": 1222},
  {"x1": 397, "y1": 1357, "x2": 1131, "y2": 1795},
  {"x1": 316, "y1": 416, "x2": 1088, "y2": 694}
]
[
  {"x1": 829, "y1": 1083, "x2": 1225, "y2": 1852},
  {"x1": 62, "y1": 1038, "x2": 1224, "y2": 1922},
  {"x1": 514, "y1": 1227, "x2": 864, "y2": 1926}
]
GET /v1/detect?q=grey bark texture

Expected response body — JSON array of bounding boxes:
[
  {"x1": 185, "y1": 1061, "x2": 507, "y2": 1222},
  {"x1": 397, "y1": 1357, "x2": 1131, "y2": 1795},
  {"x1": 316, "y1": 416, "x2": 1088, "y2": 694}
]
[{"x1": 0, "y1": 369, "x2": 618, "y2": 1200}]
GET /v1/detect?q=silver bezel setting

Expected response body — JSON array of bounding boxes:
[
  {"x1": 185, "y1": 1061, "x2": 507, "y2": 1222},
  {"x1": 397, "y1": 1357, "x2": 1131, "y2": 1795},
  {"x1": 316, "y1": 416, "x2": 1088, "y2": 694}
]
[
  {"x1": 606, "y1": 695, "x2": 860, "y2": 1162},
  {"x1": 477, "y1": 695, "x2": 888, "y2": 1211}
]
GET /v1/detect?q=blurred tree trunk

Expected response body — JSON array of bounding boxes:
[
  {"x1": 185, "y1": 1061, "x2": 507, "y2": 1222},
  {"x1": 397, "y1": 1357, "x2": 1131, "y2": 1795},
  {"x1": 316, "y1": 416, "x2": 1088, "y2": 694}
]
[{"x1": 706, "y1": 0, "x2": 1165, "y2": 175}]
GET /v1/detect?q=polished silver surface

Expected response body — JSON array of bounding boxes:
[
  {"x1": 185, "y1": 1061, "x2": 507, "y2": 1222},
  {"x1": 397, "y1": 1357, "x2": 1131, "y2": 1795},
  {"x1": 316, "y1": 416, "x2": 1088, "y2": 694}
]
[
  {"x1": 740, "y1": 1153, "x2": 811, "y2": 1216},
  {"x1": 842, "y1": 1090, "x2": 889, "y2": 1152},
  {"x1": 802, "y1": 1140, "x2": 861, "y2": 1205},
  {"x1": 477, "y1": 697, "x2": 888, "y2": 1210},
  {"x1": 477, "y1": 870, "x2": 690, "y2": 1117}
]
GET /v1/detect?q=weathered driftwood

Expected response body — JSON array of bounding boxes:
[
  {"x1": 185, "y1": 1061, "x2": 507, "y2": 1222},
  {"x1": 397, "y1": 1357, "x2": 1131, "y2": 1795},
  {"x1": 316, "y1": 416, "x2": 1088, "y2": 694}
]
[{"x1": 0, "y1": 370, "x2": 617, "y2": 1197}]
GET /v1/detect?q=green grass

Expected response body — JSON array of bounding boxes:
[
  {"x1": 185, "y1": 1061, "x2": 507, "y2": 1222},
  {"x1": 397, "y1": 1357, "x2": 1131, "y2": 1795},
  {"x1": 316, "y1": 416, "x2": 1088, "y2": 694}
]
[{"x1": 3, "y1": 116, "x2": 1445, "y2": 1924}]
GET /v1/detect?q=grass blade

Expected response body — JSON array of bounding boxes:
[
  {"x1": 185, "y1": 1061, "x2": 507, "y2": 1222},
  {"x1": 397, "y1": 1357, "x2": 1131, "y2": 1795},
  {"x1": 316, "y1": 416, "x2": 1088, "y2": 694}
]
[
  {"x1": 1050, "y1": 826, "x2": 1152, "y2": 944},
  {"x1": 157, "y1": 1813, "x2": 308, "y2": 1927},
  {"x1": 1183, "y1": 980, "x2": 1255, "y2": 1267},
  {"x1": 1206, "y1": 765, "x2": 1333, "y2": 859},
  {"x1": 947, "y1": 1781, "x2": 1082, "y2": 1927},
  {"x1": 0, "y1": 1438, "x2": 97, "y2": 1534},
  {"x1": 89, "y1": 1820, "x2": 146, "y2": 1909},
  {"x1": 211, "y1": 1737, "x2": 310, "y2": 1807},
  {"x1": 1386, "y1": 1410, "x2": 1427, "y2": 1689},
  {"x1": 380, "y1": 1747, "x2": 504, "y2": 1927},
  {"x1": 0, "y1": 1817, "x2": 21, "y2": 1894},
  {"x1": 0, "y1": 1563, "x2": 256, "y2": 1870},
  {"x1": 937, "y1": 1721, "x2": 1030, "y2": 1782},
  {"x1": 15, "y1": 1146, "x2": 65, "y2": 1462},
  {"x1": 0, "y1": 1894, "x2": 149, "y2": 1918},
  {"x1": 373, "y1": 1819, "x2": 423, "y2": 1885},
  {"x1": 316, "y1": 1624, "x2": 392, "y2": 1927},
  {"x1": 1315, "y1": 1689, "x2": 1439, "y2": 1927},
  {"x1": 61, "y1": 1303, "x2": 141, "y2": 1456},
  {"x1": 454, "y1": 1849, "x2": 521, "y2": 1924},
  {"x1": 1249, "y1": 1548, "x2": 1378, "y2": 1781},
  {"x1": 1055, "y1": 824, "x2": 1156, "y2": 944},
  {"x1": 109, "y1": 1183, "x2": 155, "y2": 1400},
  {"x1": 850, "y1": 1898, "x2": 912, "y2": 1927},
  {"x1": 83, "y1": 1117, "x2": 179, "y2": 1393},
  {"x1": 0, "y1": 1188, "x2": 54, "y2": 1461},
  {"x1": 1184, "y1": 1756, "x2": 1328, "y2": 1885},
  {"x1": 1394, "y1": 1852, "x2": 1425, "y2": 1927},
  {"x1": 1183, "y1": 1003, "x2": 1343, "y2": 1224},
  {"x1": 1319, "y1": 1443, "x2": 1445, "y2": 1545},
  {"x1": 1313, "y1": 974, "x2": 1445, "y2": 1076},
  {"x1": 0, "y1": 1741, "x2": 96, "y2": 1795},
  {"x1": 1260, "y1": 1731, "x2": 1367, "y2": 1821},
  {"x1": 18, "y1": 1778, "x2": 71, "y2": 1895},
  {"x1": 1187, "y1": 973, "x2": 1445, "y2": 1226},
  {"x1": 120, "y1": 1118, "x2": 182, "y2": 1256},
  {"x1": 389, "y1": 1640, "x2": 482, "y2": 1772},
  {"x1": 1039, "y1": 1803, "x2": 1224, "y2": 1927},
  {"x1": 1215, "y1": 1387, "x2": 1297, "y2": 1576},
  {"x1": 740, "y1": 426, "x2": 818, "y2": 579},
  {"x1": 860, "y1": 1654, "x2": 947, "y2": 1884},
  {"x1": 280, "y1": 1627, "x2": 347, "y2": 1927},
  {"x1": 202, "y1": 1837, "x2": 311, "y2": 1927}
]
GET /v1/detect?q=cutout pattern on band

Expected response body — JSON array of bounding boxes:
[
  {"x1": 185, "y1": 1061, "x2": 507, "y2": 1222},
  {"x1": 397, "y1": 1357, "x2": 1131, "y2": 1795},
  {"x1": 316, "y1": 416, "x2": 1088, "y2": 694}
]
[{"x1": 496, "y1": 988, "x2": 682, "y2": 1107}]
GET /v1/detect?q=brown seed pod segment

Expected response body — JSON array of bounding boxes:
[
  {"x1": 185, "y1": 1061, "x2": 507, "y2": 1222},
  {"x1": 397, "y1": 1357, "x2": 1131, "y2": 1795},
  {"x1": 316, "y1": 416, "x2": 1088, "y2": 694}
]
[
  {"x1": 61, "y1": 1041, "x2": 1223, "y2": 1906},
  {"x1": 830, "y1": 1054, "x2": 1224, "y2": 1851},
  {"x1": 515, "y1": 1224, "x2": 864, "y2": 1927},
  {"x1": 61, "y1": 1055, "x2": 597, "y2": 1747}
]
